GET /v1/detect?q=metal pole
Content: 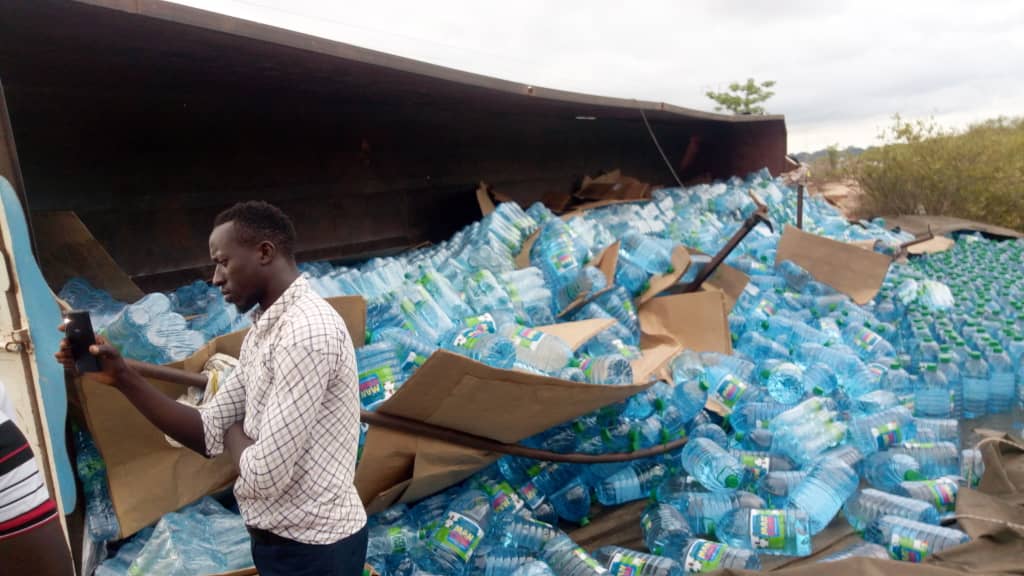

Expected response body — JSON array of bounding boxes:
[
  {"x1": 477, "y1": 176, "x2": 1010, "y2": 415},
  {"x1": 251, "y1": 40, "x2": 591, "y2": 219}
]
[
  {"x1": 664, "y1": 209, "x2": 773, "y2": 295},
  {"x1": 797, "y1": 184, "x2": 805, "y2": 229}
]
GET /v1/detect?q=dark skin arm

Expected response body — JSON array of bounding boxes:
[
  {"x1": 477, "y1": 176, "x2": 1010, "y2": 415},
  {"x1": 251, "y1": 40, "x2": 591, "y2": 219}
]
[{"x1": 55, "y1": 324, "x2": 209, "y2": 456}]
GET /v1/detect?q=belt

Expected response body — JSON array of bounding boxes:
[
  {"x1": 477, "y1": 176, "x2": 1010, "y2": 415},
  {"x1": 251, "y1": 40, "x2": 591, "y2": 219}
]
[{"x1": 246, "y1": 526, "x2": 299, "y2": 547}]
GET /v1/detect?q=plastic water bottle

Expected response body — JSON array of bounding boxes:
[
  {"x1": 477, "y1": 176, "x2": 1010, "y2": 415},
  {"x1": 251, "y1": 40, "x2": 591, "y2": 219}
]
[
  {"x1": 853, "y1": 389, "x2": 901, "y2": 415},
  {"x1": 674, "y1": 491, "x2": 765, "y2": 537},
  {"x1": 961, "y1": 448, "x2": 984, "y2": 488},
  {"x1": 495, "y1": 516, "x2": 560, "y2": 553},
  {"x1": 864, "y1": 515, "x2": 969, "y2": 562},
  {"x1": 842, "y1": 322, "x2": 896, "y2": 361},
  {"x1": 576, "y1": 355, "x2": 634, "y2": 385},
  {"x1": 620, "y1": 232, "x2": 675, "y2": 274},
  {"x1": 771, "y1": 415, "x2": 847, "y2": 466},
  {"x1": 843, "y1": 488, "x2": 940, "y2": 532},
  {"x1": 914, "y1": 364, "x2": 953, "y2": 418},
  {"x1": 714, "y1": 508, "x2": 812, "y2": 557},
  {"x1": 848, "y1": 406, "x2": 917, "y2": 455},
  {"x1": 729, "y1": 450, "x2": 795, "y2": 488},
  {"x1": 558, "y1": 266, "x2": 609, "y2": 310},
  {"x1": 936, "y1": 353, "x2": 962, "y2": 417},
  {"x1": 417, "y1": 267, "x2": 474, "y2": 322},
  {"x1": 863, "y1": 452, "x2": 924, "y2": 491},
  {"x1": 442, "y1": 321, "x2": 517, "y2": 369},
  {"x1": 678, "y1": 438, "x2": 746, "y2": 493},
  {"x1": 898, "y1": 476, "x2": 959, "y2": 520},
  {"x1": 378, "y1": 327, "x2": 439, "y2": 375},
  {"x1": 778, "y1": 260, "x2": 813, "y2": 291},
  {"x1": 737, "y1": 332, "x2": 791, "y2": 362},
  {"x1": 913, "y1": 418, "x2": 959, "y2": 442},
  {"x1": 788, "y1": 459, "x2": 859, "y2": 534},
  {"x1": 475, "y1": 476, "x2": 527, "y2": 521},
  {"x1": 367, "y1": 522, "x2": 421, "y2": 558},
  {"x1": 962, "y1": 351, "x2": 990, "y2": 418},
  {"x1": 762, "y1": 362, "x2": 805, "y2": 405},
  {"x1": 594, "y1": 462, "x2": 667, "y2": 505},
  {"x1": 421, "y1": 489, "x2": 493, "y2": 574},
  {"x1": 726, "y1": 402, "x2": 786, "y2": 435},
  {"x1": 472, "y1": 547, "x2": 537, "y2": 576},
  {"x1": 74, "y1": 426, "x2": 120, "y2": 541},
  {"x1": 687, "y1": 423, "x2": 729, "y2": 449},
  {"x1": 679, "y1": 538, "x2": 760, "y2": 572},
  {"x1": 640, "y1": 502, "x2": 693, "y2": 556},
  {"x1": 884, "y1": 361, "x2": 915, "y2": 395},
  {"x1": 593, "y1": 546, "x2": 682, "y2": 576},
  {"x1": 541, "y1": 533, "x2": 609, "y2": 576},
  {"x1": 891, "y1": 441, "x2": 960, "y2": 478},
  {"x1": 356, "y1": 342, "x2": 405, "y2": 410},
  {"x1": 819, "y1": 541, "x2": 890, "y2": 563},
  {"x1": 755, "y1": 470, "x2": 808, "y2": 509},
  {"x1": 549, "y1": 477, "x2": 591, "y2": 524},
  {"x1": 987, "y1": 347, "x2": 1015, "y2": 414},
  {"x1": 499, "y1": 324, "x2": 574, "y2": 373},
  {"x1": 396, "y1": 284, "x2": 456, "y2": 343},
  {"x1": 510, "y1": 560, "x2": 557, "y2": 576}
]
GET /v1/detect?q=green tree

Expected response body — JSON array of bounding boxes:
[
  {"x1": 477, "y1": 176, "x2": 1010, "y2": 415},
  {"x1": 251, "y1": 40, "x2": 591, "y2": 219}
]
[{"x1": 705, "y1": 78, "x2": 777, "y2": 115}]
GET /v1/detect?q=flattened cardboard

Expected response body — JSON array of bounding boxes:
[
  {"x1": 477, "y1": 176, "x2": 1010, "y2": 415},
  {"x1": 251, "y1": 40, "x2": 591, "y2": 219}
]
[
  {"x1": 849, "y1": 239, "x2": 879, "y2": 251},
  {"x1": 78, "y1": 296, "x2": 366, "y2": 538},
  {"x1": 907, "y1": 235, "x2": 955, "y2": 255},
  {"x1": 356, "y1": 318, "x2": 652, "y2": 508},
  {"x1": 575, "y1": 170, "x2": 652, "y2": 202},
  {"x1": 33, "y1": 210, "x2": 144, "y2": 302},
  {"x1": 639, "y1": 291, "x2": 733, "y2": 355},
  {"x1": 476, "y1": 182, "x2": 496, "y2": 217},
  {"x1": 775, "y1": 225, "x2": 890, "y2": 305}
]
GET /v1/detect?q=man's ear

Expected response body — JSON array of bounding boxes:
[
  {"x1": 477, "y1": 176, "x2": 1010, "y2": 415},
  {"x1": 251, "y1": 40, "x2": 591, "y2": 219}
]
[{"x1": 257, "y1": 240, "x2": 277, "y2": 265}]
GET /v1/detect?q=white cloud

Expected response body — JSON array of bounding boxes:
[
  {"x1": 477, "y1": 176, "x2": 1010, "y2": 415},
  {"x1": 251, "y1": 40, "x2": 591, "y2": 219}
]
[{"x1": 171, "y1": 0, "x2": 1024, "y2": 152}]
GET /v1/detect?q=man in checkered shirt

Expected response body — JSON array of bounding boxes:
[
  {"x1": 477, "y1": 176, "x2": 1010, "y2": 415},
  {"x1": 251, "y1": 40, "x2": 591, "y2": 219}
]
[{"x1": 57, "y1": 201, "x2": 367, "y2": 575}]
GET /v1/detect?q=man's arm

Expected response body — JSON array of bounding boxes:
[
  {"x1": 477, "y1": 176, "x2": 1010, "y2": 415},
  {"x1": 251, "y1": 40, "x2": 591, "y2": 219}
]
[
  {"x1": 55, "y1": 330, "x2": 208, "y2": 455},
  {"x1": 233, "y1": 344, "x2": 333, "y2": 500}
]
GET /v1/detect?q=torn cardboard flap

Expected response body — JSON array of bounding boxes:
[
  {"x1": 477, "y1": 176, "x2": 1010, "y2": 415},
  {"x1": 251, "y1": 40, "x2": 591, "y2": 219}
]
[
  {"x1": 684, "y1": 248, "x2": 750, "y2": 313},
  {"x1": 639, "y1": 291, "x2": 733, "y2": 355},
  {"x1": 907, "y1": 235, "x2": 955, "y2": 255},
  {"x1": 476, "y1": 182, "x2": 496, "y2": 217},
  {"x1": 775, "y1": 225, "x2": 890, "y2": 305},
  {"x1": 575, "y1": 170, "x2": 653, "y2": 202},
  {"x1": 536, "y1": 318, "x2": 614, "y2": 349},
  {"x1": 78, "y1": 296, "x2": 366, "y2": 539}
]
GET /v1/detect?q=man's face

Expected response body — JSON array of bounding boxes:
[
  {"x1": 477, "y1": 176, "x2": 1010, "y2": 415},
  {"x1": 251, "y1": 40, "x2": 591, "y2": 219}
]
[{"x1": 209, "y1": 222, "x2": 265, "y2": 312}]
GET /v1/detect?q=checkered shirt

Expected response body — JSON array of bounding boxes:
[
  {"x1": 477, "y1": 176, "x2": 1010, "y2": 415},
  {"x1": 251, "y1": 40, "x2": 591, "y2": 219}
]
[{"x1": 199, "y1": 276, "x2": 365, "y2": 544}]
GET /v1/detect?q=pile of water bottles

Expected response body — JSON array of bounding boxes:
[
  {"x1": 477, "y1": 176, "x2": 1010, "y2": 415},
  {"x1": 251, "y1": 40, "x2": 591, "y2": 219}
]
[{"x1": 77, "y1": 167, "x2": 1024, "y2": 574}]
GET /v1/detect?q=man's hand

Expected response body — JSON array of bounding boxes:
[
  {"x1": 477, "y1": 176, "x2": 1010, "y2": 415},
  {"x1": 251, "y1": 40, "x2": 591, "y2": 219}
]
[
  {"x1": 55, "y1": 324, "x2": 129, "y2": 387},
  {"x1": 225, "y1": 421, "x2": 254, "y2": 472}
]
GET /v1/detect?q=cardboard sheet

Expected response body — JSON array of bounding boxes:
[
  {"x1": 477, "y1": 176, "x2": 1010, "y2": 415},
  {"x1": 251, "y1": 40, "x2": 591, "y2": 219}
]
[
  {"x1": 574, "y1": 170, "x2": 653, "y2": 202},
  {"x1": 33, "y1": 210, "x2": 144, "y2": 302},
  {"x1": 636, "y1": 247, "x2": 691, "y2": 306},
  {"x1": 684, "y1": 247, "x2": 750, "y2": 313},
  {"x1": 775, "y1": 225, "x2": 891, "y2": 305},
  {"x1": 476, "y1": 182, "x2": 496, "y2": 217},
  {"x1": 907, "y1": 235, "x2": 955, "y2": 255},
  {"x1": 77, "y1": 296, "x2": 366, "y2": 538}
]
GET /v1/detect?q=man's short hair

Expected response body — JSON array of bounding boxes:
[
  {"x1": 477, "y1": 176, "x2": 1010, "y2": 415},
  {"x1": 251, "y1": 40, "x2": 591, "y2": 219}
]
[{"x1": 214, "y1": 201, "x2": 297, "y2": 256}]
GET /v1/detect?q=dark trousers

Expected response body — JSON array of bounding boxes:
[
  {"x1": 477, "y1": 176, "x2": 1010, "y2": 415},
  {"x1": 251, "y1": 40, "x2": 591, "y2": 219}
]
[{"x1": 248, "y1": 524, "x2": 368, "y2": 576}]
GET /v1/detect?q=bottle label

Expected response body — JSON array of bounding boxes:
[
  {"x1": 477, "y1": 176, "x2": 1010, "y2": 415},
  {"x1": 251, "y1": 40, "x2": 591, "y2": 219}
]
[
  {"x1": 517, "y1": 481, "x2": 545, "y2": 509},
  {"x1": 716, "y1": 375, "x2": 749, "y2": 408},
  {"x1": 902, "y1": 441, "x2": 936, "y2": 449},
  {"x1": 741, "y1": 454, "x2": 771, "y2": 482},
  {"x1": 511, "y1": 327, "x2": 545, "y2": 351},
  {"x1": 608, "y1": 551, "x2": 648, "y2": 575},
  {"x1": 400, "y1": 351, "x2": 428, "y2": 373},
  {"x1": 432, "y1": 512, "x2": 484, "y2": 562},
  {"x1": 553, "y1": 251, "x2": 576, "y2": 272},
  {"x1": 684, "y1": 539, "x2": 726, "y2": 572},
  {"x1": 889, "y1": 533, "x2": 929, "y2": 562},
  {"x1": 853, "y1": 326, "x2": 882, "y2": 353},
  {"x1": 755, "y1": 299, "x2": 776, "y2": 317},
  {"x1": 869, "y1": 420, "x2": 903, "y2": 450},
  {"x1": 749, "y1": 509, "x2": 787, "y2": 550},
  {"x1": 358, "y1": 367, "x2": 395, "y2": 407},
  {"x1": 926, "y1": 478, "x2": 958, "y2": 513},
  {"x1": 569, "y1": 547, "x2": 609, "y2": 574},
  {"x1": 452, "y1": 323, "x2": 491, "y2": 350},
  {"x1": 464, "y1": 313, "x2": 497, "y2": 332},
  {"x1": 489, "y1": 482, "x2": 525, "y2": 515},
  {"x1": 386, "y1": 526, "x2": 409, "y2": 554}
]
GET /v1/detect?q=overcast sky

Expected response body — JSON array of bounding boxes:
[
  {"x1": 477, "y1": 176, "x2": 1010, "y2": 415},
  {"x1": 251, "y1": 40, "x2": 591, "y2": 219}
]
[{"x1": 174, "y1": 0, "x2": 1024, "y2": 153}]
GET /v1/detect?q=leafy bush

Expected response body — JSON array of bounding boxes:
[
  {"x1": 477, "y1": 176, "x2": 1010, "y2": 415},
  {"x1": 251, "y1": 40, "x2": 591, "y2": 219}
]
[{"x1": 851, "y1": 116, "x2": 1024, "y2": 230}]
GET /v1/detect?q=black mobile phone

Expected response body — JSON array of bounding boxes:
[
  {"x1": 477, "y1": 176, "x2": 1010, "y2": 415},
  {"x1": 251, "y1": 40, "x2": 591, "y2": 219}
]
[{"x1": 63, "y1": 310, "x2": 101, "y2": 373}]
